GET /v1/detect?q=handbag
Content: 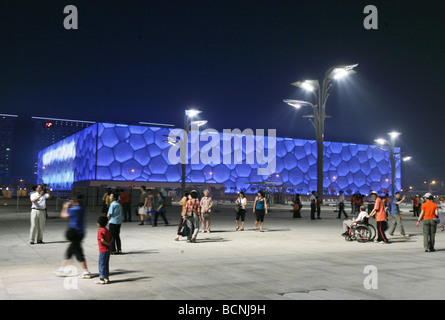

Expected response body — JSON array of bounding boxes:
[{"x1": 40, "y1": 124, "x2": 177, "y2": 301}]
[
  {"x1": 234, "y1": 198, "x2": 242, "y2": 213},
  {"x1": 179, "y1": 221, "x2": 189, "y2": 236}
]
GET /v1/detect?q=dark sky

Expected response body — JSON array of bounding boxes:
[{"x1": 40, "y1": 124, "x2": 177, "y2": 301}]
[{"x1": 1, "y1": 0, "x2": 444, "y2": 186}]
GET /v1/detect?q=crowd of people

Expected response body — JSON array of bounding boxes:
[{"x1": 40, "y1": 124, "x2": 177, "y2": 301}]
[
  {"x1": 174, "y1": 189, "x2": 269, "y2": 242},
  {"x1": 26, "y1": 183, "x2": 445, "y2": 284},
  {"x1": 337, "y1": 190, "x2": 445, "y2": 250},
  {"x1": 29, "y1": 184, "x2": 270, "y2": 283}
]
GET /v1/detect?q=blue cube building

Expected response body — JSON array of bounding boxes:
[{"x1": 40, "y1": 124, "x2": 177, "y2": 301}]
[{"x1": 37, "y1": 122, "x2": 401, "y2": 195}]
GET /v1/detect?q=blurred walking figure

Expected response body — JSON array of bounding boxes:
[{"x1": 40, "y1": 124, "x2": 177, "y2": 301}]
[
  {"x1": 175, "y1": 192, "x2": 190, "y2": 241},
  {"x1": 200, "y1": 190, "x2": 213, "y2": 233},
  {"x1": 316, "y1": 196, "x2": 322, "y2": 219},
  {"x1": 107, "y1": 191, "x2": 123, "y2": 254},
  {"x1": 152, "y1": 192, "x2": 169, "y2": 226},
  {"x1": 185, "y1": 190, "x2": 201, "y2": 242},
  {"x1": 29, "y1": 184, "x2": 51, "y2": 244},
  {"x1": 253, "y1": 191, "x2": 268, "y2": 232},
  {"x1": 101, "y1": 188, "x2": 111, "y2": 214},
  {"x1": 310, "y1": 191, "x2": 316, "y2": 220},
  {"x1": 416, "y1": 193, "x2": 439, "y2": 252},
  {"x1": 411, "y1": 194, "x2": 420, "y2": 217},
  {"x1": 235, "y1": 191, "x2": 247, "y2": 230},
  {"x1": 119, "y1": 188, "x2": 131, "y2": 222},
  {"x1": 138, "y1": 186, "x2": 149, "y2": 225},
  {"x1": 438, "y1": 196, "x2": 445, "y2": 232},
  {"x1": 292, "y1": 193, "x2": 302, "y2": 218},
  {"x1": 54, "y1": 195, "x2": 91, "y2": 279},
  {"x1": 146, "y1": 189, "x2": 154, "y2": 223}
]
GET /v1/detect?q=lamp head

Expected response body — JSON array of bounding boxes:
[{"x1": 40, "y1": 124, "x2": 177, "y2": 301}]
[
  {"x1": 328, "y1": 64, "x2": 358, "y2": 80},
  {"x1": 388, "y1": 131, "x2": 401, "y2": 139},
  {"x1": 291, "y1": 80, "x2": 319, "y2": 92},
  {"x1": 190, "y1": 120, "x2": 208, "y2": 127},
  {"x1": 283, "y1": 99, "x2": 302, "y2": 109},
  {"x1": 185, "y1": 109, "x2": 202, "y2": 117},
  {"x1": 374, "y1": 138, "x2": 388, "y2": 145}
]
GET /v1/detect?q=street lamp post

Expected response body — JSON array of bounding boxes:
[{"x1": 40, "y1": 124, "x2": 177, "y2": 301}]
[
  {"x1": 284, "y1": 64, "x2": 358, "y2": 202},
  {"x1": 181, "y1": 109, "x2": 203, "y2": 196},
  {"x1": 375, "y1": 131, "x2": 411, "y2": 196}
]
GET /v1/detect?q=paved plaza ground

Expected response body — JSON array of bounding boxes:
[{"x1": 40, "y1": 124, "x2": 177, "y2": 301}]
[{"x1": 0, "y1": 200, "x2": 444, "y2": 301}]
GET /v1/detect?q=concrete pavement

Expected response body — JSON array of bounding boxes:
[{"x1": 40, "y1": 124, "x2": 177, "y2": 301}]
[{"x1": 0, "y1": 202, "x2": 444, "y2": 300}]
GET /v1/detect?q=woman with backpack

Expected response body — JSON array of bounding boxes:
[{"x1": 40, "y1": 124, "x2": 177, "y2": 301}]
[
  {"x1": 292, "y1": 194, "x2": 302, "y2": 218},
  {"x1": 185, "y1": 190, "x2": 201, "y2": 243}
]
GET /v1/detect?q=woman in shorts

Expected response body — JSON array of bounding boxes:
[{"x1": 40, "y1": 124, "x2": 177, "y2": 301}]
[
  {"x1": 235, "y1": 192, "x2": 247, "y2": 231},
  {"x1": 253, "y1": 191, "x2": 268, "y2": 232}
]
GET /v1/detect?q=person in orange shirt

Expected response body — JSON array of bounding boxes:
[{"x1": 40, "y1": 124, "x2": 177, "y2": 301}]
[
  {"x1": 416, "y1": 193, "x2": 439, "y2": 252},
  {"x1": 411, "y1": 195, "x2": 420, "y2": 217},
  {"x1": 119, "y1": 188, "x2": 131, "y2": 222},
  {"x1": 369, "y1": 191, "x2": 389, "y2": 243},
  {"x1": 350, "y1": 194, "x2": 356, "y2": 215}
]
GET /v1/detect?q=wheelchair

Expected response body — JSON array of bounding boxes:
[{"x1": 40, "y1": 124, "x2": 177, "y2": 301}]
[{"x1": 344, "y1": 218, "x2": 376, "y2": 243}]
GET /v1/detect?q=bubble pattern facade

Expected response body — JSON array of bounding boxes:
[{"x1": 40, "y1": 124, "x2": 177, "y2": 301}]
[{"x1": 38, "y1": 123, "x2": 401, "y2": 194}]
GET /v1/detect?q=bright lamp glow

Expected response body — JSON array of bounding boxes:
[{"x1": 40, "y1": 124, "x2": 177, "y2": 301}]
[
  {"x1": 283, "y1": 99, "x2": 302, "y2": 109},
  {"x1": 185, "y1": 109, "x2": 201, "y2": 117},
  {"x1": 402, "y1": 156, "x2": 412, "y2": 161},
  {"x1": 301, "y1": 81, "x2": 315, "y2": 92},
  {"x1": 329, "y1": 64, "x2": 358, "y2": 80},
  {"x1": 332, "y1": 69, "x2": 349, "y2": 79},
  {"x1": 388, "y1": 131, "x2": 401, "y2": 139},
  {"x1": 191, "y1": 120, "x2": 208, "y2": 127},
  {"x1": 374, "y1": 139, "x2": 388, "y2": 145}
]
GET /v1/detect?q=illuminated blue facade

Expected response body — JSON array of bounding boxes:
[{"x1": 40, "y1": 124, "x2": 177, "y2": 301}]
[{"x1": 38, "y1": 123, "x2": 401, "y2": 194}]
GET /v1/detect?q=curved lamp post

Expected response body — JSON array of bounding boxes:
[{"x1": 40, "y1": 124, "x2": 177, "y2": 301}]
[
  {"x1": 375, "y1": 131, "x2": 411, "y2": 196},
  {"x1": 284, "y1": 64, "x2": 358, "y2": 202}
]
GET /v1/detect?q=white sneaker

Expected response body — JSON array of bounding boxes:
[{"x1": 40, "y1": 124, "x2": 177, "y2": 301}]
[
  {"x1": 78, "y1": 271, "x2": 92, "y2": 279},
  {"x1": 53, "y1": 269, "x2": 70, "y2": 277}
]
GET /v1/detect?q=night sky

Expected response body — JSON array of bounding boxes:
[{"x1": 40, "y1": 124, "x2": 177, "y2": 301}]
[{"x1": 1, "y1": 1, "x2": 444, "y2": 187}]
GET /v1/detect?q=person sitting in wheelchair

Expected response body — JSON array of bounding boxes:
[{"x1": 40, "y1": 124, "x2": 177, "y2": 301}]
[{"x1": 342, "y1": 205, "x2": 370, "y2": 236}]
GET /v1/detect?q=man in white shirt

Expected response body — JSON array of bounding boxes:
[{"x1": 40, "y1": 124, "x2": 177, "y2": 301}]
[
  {"x1": 29, "y1": 184, "x2": 51, "y2": 244},
  {"x1": 337, "y1": 190, "x2": 348, "y2": 219},
  {"x1": 310, "y1": 191, "x2": 317, "y2": 220},
  {"x1": 342, "y1": 205, "x2": 369, "y2": 234}
]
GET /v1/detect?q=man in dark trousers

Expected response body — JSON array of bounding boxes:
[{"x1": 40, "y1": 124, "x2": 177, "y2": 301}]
[
  {"x1": 310, "y1": 191, "x2": 316, "y2": 220},
  {"x1": 119, "y1": 188, "x2": 131, "y2": 222},
  {"x1": 369, "y1": 191, "x2": 389, "y2": 244},
  {"x1": 337, "y1": 191, "x2": 348, "y2": 219}
]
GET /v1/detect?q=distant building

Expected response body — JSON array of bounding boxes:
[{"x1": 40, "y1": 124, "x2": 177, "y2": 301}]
[
  {"x1": 0, "y1": 114, "x2": 18, "y2": 186},
  {"x1": 31, "y1": 116, "x2": 95, "y2": 178}
]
